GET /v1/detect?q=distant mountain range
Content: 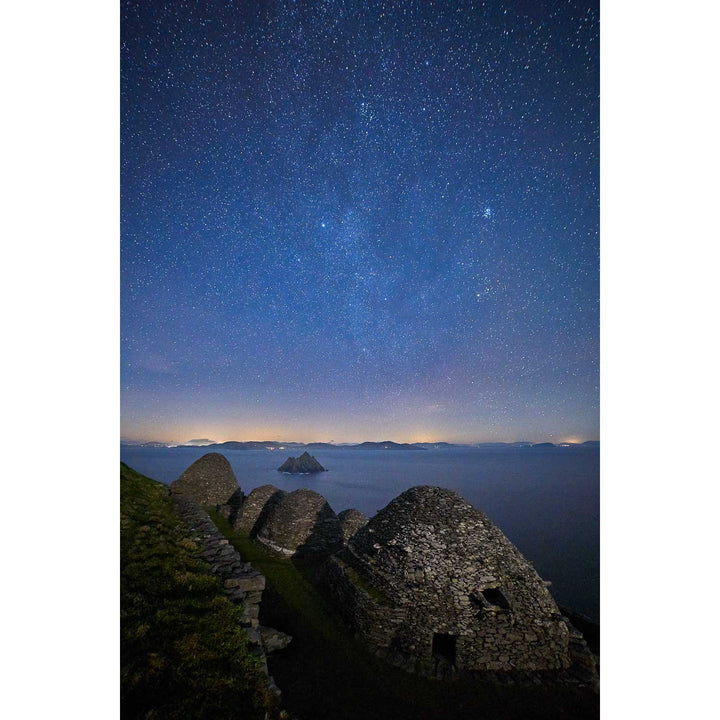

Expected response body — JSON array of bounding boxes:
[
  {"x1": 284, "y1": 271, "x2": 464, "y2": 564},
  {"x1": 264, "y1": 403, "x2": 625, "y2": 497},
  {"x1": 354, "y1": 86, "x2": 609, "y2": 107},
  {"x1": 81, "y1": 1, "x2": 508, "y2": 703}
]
[
  {"x1": 121, "y1": 439, "x2": 599, "y2": 450},
  {"x1": 120, "y1": 441, "x2": 169, "y2": 448},
  {"x1": 352, "y1": 441, "x2": 424, "y2": 451}
]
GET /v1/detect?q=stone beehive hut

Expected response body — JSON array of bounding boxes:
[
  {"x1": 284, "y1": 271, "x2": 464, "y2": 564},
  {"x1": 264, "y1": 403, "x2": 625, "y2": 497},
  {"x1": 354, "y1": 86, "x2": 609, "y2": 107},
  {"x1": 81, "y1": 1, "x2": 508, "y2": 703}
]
[
  {"x1": 216, "y1": 487, "x2": 246, "y2": 523},
  {"x1": 256, "y1": 488, "x2": 343, "y2": 556},
  {"x1": 328, "y1": 486, "x2": 572, "y2": 677},
  {"x1": 337, "y1": 509, "x2": 368, "y2": 545},
  {"x1": 169, "y1": 453, "x2": 239, "y2": 506},
  {"x1": 232, "y1": 485, "x2": 285, "y2": 535}
]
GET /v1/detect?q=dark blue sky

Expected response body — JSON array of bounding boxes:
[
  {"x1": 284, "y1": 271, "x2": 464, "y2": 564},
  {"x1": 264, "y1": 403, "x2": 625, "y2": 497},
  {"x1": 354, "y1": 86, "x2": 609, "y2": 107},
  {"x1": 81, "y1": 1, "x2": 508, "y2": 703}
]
[{"x1": 121, "y1": 0, "x2": 598, "y2": 444}]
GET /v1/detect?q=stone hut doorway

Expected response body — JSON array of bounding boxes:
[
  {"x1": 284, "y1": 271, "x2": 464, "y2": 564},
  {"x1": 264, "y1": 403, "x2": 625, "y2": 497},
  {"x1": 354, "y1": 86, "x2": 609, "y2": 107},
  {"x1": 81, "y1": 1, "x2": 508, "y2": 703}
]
[{"x1": 431, "y1": 632, "x2": 457, "y2": 666}]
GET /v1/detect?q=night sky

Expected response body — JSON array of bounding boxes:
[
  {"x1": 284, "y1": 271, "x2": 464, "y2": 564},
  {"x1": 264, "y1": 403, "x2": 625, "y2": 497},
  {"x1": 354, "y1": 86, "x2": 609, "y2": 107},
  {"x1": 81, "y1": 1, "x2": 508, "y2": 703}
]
[{"x1": 121, "y1": 0, "x2": 599, "y2": 444}]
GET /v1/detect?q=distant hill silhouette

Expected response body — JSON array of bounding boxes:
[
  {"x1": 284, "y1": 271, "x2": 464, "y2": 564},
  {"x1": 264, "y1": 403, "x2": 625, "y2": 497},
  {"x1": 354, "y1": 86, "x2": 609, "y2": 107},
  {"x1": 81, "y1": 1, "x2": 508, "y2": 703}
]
[
  {"x1": 353, "y1": 441, "x2": 424, "y2": 451},
  {"x1": 123, "y1": 438, "x2": 598, "y2": 451},
  {"x1": 211, "y1": 440, "x2": 302, "y2": 450}
]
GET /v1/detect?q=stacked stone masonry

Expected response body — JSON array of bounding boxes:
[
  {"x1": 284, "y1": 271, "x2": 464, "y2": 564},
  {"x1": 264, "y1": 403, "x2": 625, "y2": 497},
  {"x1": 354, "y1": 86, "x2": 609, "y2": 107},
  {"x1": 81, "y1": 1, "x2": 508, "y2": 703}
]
[
  {"x1": 170, "y1": 453, "x2": 240, "y2": 506},
  {"x1": 170, "y1": 495, "x2": 290, "y2": 695},
  {"x1": 337, "y1": 509, "x2": 369, "y2": 545},
  {"x1": 216, "y1": 487, "x2": 246, "y2": 524},
  {"x1": 172, "y1": 451, "x2": 596, "y2": 689},
  {"x1": 256, "y1": 488, "x2": 343, "y2": 556},
  {"x1": 232, "y1": 485, "x2": 286, "y2": 535},
  {"x1": 334, "y1": 486, "x2": 596, "y2": 682}
]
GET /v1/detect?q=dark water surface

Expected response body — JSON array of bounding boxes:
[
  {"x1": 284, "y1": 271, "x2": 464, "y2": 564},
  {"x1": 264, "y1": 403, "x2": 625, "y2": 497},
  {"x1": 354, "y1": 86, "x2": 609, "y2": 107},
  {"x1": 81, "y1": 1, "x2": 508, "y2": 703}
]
[{"x1": 120, "y1": 445, "x2": 599, "y2": 620}]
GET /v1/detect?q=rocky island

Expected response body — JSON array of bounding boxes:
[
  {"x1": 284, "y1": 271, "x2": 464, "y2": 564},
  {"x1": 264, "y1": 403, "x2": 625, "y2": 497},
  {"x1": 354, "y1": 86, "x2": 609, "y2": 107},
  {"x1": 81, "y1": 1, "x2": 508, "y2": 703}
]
[{"x1": 278, "y1": 451, "x2": 327, "y2": 473}]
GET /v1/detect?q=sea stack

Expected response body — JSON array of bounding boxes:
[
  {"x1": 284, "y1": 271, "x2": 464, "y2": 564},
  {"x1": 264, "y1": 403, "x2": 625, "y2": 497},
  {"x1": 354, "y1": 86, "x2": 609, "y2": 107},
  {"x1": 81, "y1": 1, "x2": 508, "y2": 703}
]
[{"x1": 277, "y1": 451, "x2": 326, "y2": 473}]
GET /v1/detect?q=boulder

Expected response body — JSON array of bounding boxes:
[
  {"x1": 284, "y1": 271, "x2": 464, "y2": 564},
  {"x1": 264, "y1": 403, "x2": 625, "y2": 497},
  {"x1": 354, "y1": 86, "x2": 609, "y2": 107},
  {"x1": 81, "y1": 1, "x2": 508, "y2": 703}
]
[{"x1": 259, "y1": 626, "x2": 293, "y2": 653}]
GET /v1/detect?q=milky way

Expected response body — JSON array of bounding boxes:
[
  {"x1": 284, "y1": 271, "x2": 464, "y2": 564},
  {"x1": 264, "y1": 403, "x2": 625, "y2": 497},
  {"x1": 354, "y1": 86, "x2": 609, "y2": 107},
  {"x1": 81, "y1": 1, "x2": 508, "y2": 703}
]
[{"x1": 121, "y1": 0, "x2": 599, "y2": 443}]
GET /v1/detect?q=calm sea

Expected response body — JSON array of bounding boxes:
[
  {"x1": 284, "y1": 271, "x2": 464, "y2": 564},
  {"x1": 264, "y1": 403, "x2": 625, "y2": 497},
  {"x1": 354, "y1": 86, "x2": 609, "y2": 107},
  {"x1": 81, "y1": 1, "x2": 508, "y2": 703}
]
[{"x1": 120, "y1": 445, "x2": 599, "y2": 621}]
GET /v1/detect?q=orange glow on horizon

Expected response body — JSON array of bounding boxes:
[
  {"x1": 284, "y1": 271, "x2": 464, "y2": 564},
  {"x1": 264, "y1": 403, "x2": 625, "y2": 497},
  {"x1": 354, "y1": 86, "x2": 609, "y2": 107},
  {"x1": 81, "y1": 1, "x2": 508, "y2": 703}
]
[{"x1": 122, "y1": 418, "x2": 595, "y2": 446}]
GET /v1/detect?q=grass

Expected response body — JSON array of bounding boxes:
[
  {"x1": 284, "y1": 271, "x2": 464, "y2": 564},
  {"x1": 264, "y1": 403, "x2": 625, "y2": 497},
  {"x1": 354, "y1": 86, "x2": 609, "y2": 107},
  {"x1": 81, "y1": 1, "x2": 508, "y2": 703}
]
[
  {"x1": 210, "y1": 511, "x2": 599, "y2": 720},
  {"x1": 338, "y1": 558, "x2": 392, "y2": 605},
  {"x1": 120, "y1": 463, "x2": 276, "y2": 720}
]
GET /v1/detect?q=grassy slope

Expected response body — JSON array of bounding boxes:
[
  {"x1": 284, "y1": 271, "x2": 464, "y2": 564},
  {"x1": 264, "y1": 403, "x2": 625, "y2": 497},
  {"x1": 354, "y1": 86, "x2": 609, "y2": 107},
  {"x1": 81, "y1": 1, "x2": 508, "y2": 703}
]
[
  {"x1": 120, "y1": 463, "x2": 274, "y2": 720},
  {"x1": 211, "y1": 512, "x2": 599, "y2": 720}
]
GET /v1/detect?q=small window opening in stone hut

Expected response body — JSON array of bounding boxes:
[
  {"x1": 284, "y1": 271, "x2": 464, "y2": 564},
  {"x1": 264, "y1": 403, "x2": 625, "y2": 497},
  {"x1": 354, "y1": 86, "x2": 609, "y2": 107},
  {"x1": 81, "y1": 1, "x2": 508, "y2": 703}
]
[
  {"x1": 432, "y1": 633, "x2": 457, "y2": 665},
  {"x1": 469, "y1": 593, "x2": 484, "y2": 619},
  {"x1": 481, "y1": 587, "x2": 510, "y2": 609}
]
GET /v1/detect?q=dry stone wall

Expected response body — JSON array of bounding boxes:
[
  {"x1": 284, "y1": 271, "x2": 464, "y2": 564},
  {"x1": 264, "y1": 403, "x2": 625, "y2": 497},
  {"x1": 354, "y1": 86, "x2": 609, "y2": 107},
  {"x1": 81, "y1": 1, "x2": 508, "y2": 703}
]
[
  {"x1": 216, "y1": 487, "x2": 246, "y2": 524},
  {"x1": 171, "y1": 495, "x2": 290, "y2": 695},
  {"x1": 337, "y1": 486, "x2": 574, "y2": 676},
  {"x1": 170, "y1": 453, "x2": 239, "y2": 506},
  {"x1": 232, "y1": 485, "x2": 285, "y2": 536},
  {"x1": 171, "y1": 495, "x2": 267, "y2": 624},
  {"x1": 337, "y1": 509, "x2": 368, "y2": 545},
  {"x1": 256, "y1": 488, "x2": 343, "y2": 556},
  {"x1": 170, "y1": 452, "x2": 596, "y2": 688},
  {"x1": 319, "y1": 556, "x2": 407, "y2": 651}
]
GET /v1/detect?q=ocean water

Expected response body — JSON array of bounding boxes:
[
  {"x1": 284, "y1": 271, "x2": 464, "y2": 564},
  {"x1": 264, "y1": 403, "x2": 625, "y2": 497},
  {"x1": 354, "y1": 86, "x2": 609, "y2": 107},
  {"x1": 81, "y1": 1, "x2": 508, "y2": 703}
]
[{"x1": 120, "y1": 445, "x2": 599, "y2": 621}]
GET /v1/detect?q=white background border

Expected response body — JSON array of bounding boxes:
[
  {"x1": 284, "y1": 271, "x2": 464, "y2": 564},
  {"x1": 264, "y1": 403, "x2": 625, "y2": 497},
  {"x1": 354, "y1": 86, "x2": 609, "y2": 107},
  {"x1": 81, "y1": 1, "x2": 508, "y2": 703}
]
[{"x1": 3, "y1": 1, "x2": 719, "y2": 717}]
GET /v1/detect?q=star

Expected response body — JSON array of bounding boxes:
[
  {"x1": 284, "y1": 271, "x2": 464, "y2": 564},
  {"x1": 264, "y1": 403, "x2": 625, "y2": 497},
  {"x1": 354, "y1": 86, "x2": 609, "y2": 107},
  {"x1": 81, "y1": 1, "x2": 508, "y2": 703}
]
[{"x1": 121, "y1": 0, "x2": 599, "y2": 444}]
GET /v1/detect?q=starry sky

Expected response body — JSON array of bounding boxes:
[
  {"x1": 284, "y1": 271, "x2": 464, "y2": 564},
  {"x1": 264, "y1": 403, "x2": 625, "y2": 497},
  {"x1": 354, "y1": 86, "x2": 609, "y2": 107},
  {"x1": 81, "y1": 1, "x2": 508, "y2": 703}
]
[{"x1": 121, "y1": 0, "x2": 599, "y2": 445}]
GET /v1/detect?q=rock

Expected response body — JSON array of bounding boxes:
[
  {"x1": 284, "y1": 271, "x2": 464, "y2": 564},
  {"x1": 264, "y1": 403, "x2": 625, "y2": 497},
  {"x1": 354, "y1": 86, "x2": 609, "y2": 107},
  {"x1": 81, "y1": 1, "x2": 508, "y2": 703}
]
[
  {"x1": 170, "y1": 453, "x2": 239, "y2": 506},
  {"x1": 224, "y1": 573, "x2": 266, "y2": 592},
  {"x1": 259, "y1": 626, "x2": 293, "y2": 653},
  {"x1": 169, "y1": 495, "x2": 273, "y2": 678},
  {"x1": 277, "y1": 451, "x2": 327, "y2": 474},
  {"x1": 242, "y1": 604, "x2": 260, "y2": 620}
]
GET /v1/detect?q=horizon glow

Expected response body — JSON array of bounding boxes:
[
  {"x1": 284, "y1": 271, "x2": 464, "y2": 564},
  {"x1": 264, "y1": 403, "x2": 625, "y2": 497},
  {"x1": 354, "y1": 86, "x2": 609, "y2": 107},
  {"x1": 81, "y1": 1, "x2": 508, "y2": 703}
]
[{"x1": 121, "y1": 2, "x2": 599, "y2": 446}]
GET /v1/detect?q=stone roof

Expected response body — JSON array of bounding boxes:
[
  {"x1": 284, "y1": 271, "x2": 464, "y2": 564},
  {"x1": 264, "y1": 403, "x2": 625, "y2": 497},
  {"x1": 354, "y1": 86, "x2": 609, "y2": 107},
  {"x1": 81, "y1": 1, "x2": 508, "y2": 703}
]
[
  {"x1": 232, "y1": 485, "x2": 285, "y2": 536},
  {"x1": 216, "y1": 487, "x2": 246, "y2": 524},
  {"x1": 256, "y1": 488, "x2": 343, "y2": 556},
  {"x1": 339, "y1": 486, "x2": 572, "y2": 674},
  {"x1": 169, "y1": 453, "x2": 239, "y2": 506},
  {"x1": 337, "y1": 509, "x2": 368, "y2": 545}
]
